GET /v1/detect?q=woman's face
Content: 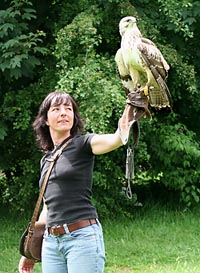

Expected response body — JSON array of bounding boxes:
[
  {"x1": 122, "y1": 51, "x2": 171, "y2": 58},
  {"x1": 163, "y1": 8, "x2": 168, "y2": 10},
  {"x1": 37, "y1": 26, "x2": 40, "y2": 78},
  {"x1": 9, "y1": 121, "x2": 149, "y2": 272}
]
[{"x1": 46, "y1": 97, "x2": 74, "y2": 138}]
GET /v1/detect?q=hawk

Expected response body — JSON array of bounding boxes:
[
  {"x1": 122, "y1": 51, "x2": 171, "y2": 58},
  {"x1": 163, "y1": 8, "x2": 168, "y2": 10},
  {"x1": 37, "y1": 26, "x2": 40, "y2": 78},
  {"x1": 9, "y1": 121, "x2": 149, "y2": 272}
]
[{"x1": 115, "y1": 16, "x2": 172, "y2": 109}]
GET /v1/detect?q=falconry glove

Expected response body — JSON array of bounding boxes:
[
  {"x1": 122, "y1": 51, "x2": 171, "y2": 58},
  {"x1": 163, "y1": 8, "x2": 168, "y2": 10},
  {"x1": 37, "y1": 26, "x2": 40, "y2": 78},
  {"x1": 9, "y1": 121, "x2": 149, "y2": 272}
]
[
  {"x1": 118, "y1": 104, "x2": 141, "y2": 145},
  {"x1": 118, "y1": 104, "x2": 134, "y2": 145},
  {"x1": 118, "y1": 88, "x2": 152, "y2": 146},
  {"x1": 127, "y1": 90, "x2": 152, "y2": 120}
]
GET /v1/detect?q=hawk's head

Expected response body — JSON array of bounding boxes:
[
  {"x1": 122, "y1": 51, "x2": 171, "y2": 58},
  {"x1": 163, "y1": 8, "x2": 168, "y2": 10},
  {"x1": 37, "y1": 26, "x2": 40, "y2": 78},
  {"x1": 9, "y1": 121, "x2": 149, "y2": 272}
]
[{"x1": 119, "y1": 16, "x2": 137, "y2": 36}]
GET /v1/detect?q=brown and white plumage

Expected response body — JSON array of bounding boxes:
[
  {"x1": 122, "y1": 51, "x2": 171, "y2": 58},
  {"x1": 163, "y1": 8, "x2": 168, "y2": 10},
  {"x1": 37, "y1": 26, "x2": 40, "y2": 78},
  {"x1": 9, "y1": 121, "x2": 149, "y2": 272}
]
[{"x1": 115, "y1": 16, "x2": 172, "y2": 109}]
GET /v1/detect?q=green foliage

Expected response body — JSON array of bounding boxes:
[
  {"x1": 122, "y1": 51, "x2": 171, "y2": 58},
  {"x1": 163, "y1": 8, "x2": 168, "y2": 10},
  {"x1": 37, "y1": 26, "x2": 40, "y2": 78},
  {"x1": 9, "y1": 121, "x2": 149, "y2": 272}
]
[
  {"x1": 158, "y1": 0, "x2": 197, "y2": 39},
  {"x1": 0, "y1": 0, "x2": 48, "y2": 80},
  {"x1": 0, "y1": 0, "x2": 200, "y2": 215},
  {"x1": 55, "y1": 8, "x2": 102, "y2": 69},
  {"x1": 164, "y1": 46, "x2": 200, "y2": 134},
  {"x1": 1, "y1": 159, "x2": 40, "y2": 212},
  {"x1": 0, "y1": 69, "x2": 58, "y2": 210},
  {"x1": 56, "y1": 56, "x2": 124, "y2": 132},
  {"x1": 145, "y1": 120, "x2": 200, "y2": 206},
  {"x1": 0, "y1": 121, "x2": 8, "y2": 140}
]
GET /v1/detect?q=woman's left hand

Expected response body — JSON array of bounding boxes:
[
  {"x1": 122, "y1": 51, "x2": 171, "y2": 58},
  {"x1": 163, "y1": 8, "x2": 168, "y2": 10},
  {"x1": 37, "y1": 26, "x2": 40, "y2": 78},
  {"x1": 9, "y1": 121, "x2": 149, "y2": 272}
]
[{"x1": 18, "y1": 256, "x2": 35, "y2": 273}]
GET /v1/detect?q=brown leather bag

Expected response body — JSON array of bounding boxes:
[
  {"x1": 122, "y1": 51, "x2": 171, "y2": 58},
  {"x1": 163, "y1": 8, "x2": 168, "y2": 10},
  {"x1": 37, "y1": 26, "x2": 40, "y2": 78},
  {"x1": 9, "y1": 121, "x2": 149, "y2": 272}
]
[
  {"x1": 19, "y1": 138, "x2": 72, "y2": 262},
  {"x1": 19, "y1": 222, "x2": 45, "y2": 262}
]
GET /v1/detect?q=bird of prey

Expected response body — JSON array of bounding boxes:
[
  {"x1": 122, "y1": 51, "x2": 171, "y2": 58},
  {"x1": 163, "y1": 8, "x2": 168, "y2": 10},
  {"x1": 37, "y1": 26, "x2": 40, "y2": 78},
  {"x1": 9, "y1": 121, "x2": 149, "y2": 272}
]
[{"x1": 115, "y1": 16, "x2": 172, "y2": 109}]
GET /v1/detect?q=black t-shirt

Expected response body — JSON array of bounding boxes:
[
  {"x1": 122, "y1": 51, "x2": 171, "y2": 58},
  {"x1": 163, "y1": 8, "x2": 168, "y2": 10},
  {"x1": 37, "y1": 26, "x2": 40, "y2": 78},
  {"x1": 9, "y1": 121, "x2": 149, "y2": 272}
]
[{"x1": 39, "y1": 134, "x2": 98, "y2": 227}]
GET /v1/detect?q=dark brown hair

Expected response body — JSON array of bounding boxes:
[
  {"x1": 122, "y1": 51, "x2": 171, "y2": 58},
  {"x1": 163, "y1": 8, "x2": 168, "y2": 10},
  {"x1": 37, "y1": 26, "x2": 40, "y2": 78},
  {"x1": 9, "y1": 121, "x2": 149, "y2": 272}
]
[{"x1": 33, "y1": 91, "x2": 84, "y2": 151}]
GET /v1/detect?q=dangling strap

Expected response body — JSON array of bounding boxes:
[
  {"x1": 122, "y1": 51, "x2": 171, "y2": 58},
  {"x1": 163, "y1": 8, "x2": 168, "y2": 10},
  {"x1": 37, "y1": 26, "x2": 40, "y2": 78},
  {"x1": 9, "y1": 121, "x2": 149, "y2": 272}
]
[
  {"x1": 125, "y1": 121, "x2": 140, "y2": 199},
  {"x1": 125, "y1": 146, "x2": 134, "y2": 199},
  {"x1": 28, "y1": 137, "x2": 72, "y2": 232}
]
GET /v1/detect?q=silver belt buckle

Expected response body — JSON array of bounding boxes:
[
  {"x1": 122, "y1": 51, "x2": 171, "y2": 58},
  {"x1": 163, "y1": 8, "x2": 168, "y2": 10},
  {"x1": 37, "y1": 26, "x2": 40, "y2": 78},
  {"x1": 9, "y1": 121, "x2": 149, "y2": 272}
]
[{"x1": 51, "y1": 225, "x2": 60, "y2": 236}]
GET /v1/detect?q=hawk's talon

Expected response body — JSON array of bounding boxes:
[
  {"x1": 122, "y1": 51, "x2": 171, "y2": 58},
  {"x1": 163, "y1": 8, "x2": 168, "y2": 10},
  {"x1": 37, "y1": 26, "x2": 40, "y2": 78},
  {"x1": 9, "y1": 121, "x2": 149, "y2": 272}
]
[
  {"x1": 144, "y1": 86, "x2": 149, "y2": 96},
  {"x1": 139, "y1": 85, "x2": 149, "y2": 96}
]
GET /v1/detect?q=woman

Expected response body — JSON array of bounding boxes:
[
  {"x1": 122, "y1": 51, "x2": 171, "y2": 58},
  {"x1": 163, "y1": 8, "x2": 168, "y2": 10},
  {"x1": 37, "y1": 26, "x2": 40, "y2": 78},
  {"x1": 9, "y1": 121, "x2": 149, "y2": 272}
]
[{"x1": 18, "y1": 91, "x2": 132, "y2": 273}]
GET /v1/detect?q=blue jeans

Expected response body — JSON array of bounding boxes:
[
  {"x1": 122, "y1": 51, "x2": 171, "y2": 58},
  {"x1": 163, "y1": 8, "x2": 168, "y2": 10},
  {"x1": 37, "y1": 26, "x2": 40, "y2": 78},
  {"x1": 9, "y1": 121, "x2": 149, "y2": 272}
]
[{"x1": 41, "y1": 220, "x2": 105, "y2": 273}]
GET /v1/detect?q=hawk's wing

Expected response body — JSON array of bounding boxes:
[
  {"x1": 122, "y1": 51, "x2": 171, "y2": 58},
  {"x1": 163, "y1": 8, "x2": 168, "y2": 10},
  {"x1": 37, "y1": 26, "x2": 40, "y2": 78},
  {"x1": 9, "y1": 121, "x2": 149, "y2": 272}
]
[
  {"x1": 115, "y1": 48, "x2": 134, "y2": 95},
  {"x1": 138, "y1": 37, "x2": 173, "y2": 108},
  {"x1": 139, "y1": 37, "x2": 169, "y2": 79}
]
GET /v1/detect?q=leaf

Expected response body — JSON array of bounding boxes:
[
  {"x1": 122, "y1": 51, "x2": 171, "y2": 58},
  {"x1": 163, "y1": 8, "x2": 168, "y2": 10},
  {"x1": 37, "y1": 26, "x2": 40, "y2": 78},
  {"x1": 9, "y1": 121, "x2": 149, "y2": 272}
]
[
  {"x1": 10, "y1": 67, "x2": 22, "y2": 79},
  {"x1": 3, "y1": 39, "x2": 20, "y2": 50},
  {"x1": 184, "y1": 17, "x2": 196, "y2": 25},
  {"x1": 9, "y1": 10, "x2": 21, "y2": 18},
  {"x1": 0, "y1": 23, "x2": 14, "y2": 34},
  {"x1": 0, "y1": 60, "x2": 11, "y2": 71},
  {"x1": 26, "y1": 55, "x2": 41, "y2": 67},
  {"x1": 1, "y1": 51, "x2": 15, "y2": 59},
  {"x1": 22, "y1": 12, "x2": 36, "y2": 20},
  {"x1": 10, "y1": 56, "x2": 22, "y2": 68},
  {"x1": 0, "y1": 123, "x2": 8, "y2": 140},
  {"x1": 33, "y1": 46, "x2": 49, "y2": 54},
  {"x1": 23, "y1": 8, "x2": 36, "y2": 14}
]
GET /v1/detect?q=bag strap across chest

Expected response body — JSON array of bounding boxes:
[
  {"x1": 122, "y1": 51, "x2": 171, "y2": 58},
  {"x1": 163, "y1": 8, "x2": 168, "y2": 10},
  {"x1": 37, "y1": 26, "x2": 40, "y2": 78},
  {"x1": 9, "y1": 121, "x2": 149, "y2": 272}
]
[{"x1": 29, "y1": 137, "x2": 72, "y2": 232}]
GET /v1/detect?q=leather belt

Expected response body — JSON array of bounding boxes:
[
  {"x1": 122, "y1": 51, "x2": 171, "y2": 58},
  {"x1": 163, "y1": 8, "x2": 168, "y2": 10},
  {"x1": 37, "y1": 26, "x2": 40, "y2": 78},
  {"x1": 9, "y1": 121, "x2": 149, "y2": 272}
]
[{"x1": 48, "y1": 219, "x2": 97, "y2": 236}]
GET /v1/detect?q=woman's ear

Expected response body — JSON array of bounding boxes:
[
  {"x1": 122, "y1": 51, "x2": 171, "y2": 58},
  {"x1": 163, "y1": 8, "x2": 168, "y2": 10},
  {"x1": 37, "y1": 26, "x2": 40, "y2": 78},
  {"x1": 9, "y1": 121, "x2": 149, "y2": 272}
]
[{"x1": 45, "y1": 119, "x2": 49, "y2": 126}]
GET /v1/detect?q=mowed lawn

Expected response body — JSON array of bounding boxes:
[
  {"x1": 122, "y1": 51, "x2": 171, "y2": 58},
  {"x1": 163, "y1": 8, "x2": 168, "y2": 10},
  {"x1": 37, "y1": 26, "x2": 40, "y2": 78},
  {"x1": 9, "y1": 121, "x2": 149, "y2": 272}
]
[{"x1": 1, "y1": 204, "x2": 200, "y2": 273}]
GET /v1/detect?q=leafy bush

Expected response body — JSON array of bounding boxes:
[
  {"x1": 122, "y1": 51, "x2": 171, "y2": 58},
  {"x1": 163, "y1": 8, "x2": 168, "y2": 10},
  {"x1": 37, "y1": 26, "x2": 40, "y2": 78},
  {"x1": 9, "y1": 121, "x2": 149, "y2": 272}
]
[
  {"x1": 0, "y1": 0, "x2": 48, "y2": 80},
  {"x1": 144, "y1": 119, "x2": 200, "y2": 206}
]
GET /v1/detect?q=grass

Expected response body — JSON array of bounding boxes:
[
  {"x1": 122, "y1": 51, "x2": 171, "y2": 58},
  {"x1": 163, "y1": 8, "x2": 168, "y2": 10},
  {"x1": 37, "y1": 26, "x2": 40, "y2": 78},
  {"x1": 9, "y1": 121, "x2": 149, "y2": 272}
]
[
  {"x1": 1, "y1": 204, "x2": 200, "y2": 273},
  {"x1": 104, "y1": 204, "x2": 200, "y2": 273}
]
